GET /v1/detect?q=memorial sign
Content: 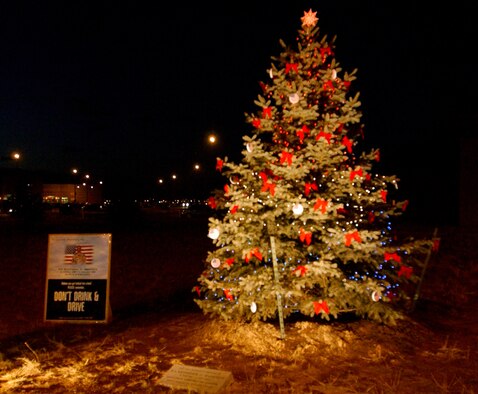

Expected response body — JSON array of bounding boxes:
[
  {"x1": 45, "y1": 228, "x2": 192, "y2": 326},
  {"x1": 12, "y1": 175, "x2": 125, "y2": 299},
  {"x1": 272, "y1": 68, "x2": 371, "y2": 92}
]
[
  {"x1": 159, "y1": 364, "x2": 233, "y2": 393},
  {"x1": 44, "y1": 233, "x2": 112, "y2": 323}
]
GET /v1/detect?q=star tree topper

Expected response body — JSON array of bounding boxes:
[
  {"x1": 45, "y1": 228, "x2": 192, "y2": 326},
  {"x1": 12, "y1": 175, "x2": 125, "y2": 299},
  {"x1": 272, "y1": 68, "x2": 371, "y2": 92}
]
[{"x1": 301, "y1": 9, "x2": 318, "y2": 28}]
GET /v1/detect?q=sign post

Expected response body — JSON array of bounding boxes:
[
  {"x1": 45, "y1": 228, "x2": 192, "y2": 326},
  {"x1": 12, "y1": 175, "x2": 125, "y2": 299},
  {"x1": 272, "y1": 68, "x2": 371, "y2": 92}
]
[{"x1": 44, "y1": 233, "x2": 112, "y2": 324}]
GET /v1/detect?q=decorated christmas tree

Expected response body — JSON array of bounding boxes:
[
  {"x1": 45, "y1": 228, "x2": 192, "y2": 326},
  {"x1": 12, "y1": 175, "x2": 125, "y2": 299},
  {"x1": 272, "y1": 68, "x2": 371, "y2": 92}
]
[{"x1": 193, "y1": 9, "x2": 433, "y2": 326}]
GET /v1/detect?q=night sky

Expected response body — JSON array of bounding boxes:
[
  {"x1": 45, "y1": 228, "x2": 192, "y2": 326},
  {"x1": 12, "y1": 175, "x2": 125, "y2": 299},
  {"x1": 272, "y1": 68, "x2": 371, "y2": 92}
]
[{"x1": 1, "y1": 2, "x2": 476, "y2": 222}]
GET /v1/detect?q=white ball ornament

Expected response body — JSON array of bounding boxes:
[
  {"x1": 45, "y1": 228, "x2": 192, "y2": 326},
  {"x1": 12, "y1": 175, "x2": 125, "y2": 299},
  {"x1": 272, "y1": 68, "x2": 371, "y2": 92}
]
[
  {"x1": 288, "y1": 92, "x2": 300, "y2": 104},
  {"x1": 208, "y1": 228, "x2": 220, "y2": 240},
  {"x1": 211, "y1": 258, "x2": 221, "y2": 268},
  {"x1": 246, "y1": 143, "x2": 254, "y2": 153},
  {"x1": 331, "y1": 69, "x2": 337, "y2": 80},
  {"x1": 292, "y1": 203, "x2": 304, "y2": 215},
  {"x1": 371, "y1": 291, "x2": 381, "y2": 302},
  {"x1": 250, "y1": 302, "x2": 257, "y2": 313},
  {"x1": 269, "y1": 68, "x2": 273, "y2": 79}
]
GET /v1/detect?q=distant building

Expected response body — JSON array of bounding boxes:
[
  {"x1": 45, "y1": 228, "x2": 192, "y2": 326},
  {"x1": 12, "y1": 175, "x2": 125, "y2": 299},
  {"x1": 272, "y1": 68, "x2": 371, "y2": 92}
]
[
  {"x1": 0, "y1": 168, "x2": 103, "y2": 210},
  {"x1": 42, "y1": 183, "x2": 103, "y2": 205}
]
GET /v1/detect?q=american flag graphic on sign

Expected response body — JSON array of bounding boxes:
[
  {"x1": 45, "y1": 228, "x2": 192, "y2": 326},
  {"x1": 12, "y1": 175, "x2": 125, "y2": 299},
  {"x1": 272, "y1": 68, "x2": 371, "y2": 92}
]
[{"x1": 64, "y1": 244, "x2": 94, "y2": 264}]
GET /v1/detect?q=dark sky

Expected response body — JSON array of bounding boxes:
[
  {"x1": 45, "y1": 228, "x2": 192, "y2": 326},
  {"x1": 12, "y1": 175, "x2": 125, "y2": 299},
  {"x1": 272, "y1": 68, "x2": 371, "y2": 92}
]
[{"x1": 1, "y1": 2, "x2": 476, "y2": 219}]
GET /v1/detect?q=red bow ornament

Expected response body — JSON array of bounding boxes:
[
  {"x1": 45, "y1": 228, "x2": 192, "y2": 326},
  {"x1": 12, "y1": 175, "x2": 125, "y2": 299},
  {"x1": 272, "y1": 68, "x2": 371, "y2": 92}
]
[
  {"x1": 337, "y1": 208, "x2": 348, "y2": 216},
  {"x1": 261, "y1": 181, "x2": 275, "y2": 196},
  {"x1": 323, "y1": 80, "x2": 335, "y2": 92},
  {"x1": 304, "y1": 182, "x2": 318, "y2": 196},
  {"x1": 216, "y1": 158, "x2": 223, "y2": 171},
  {"x1": 296, "y1": 125, "x2": 310, "y2": 143},
  {"x1": 259, "y1": 81, "x2": 268, "y2": 93},
  {"x1": 285, "y1": 62, "x2": 298, "y2": 74},
  {"x1": 299, "y1": 228, "x2": 312, "y2": 245},
  {"x1": 252, "y1": 118, "x2": 261, "y2": 129},
  {"x1": 381, "y1": 190, "x2": 388, "y2": 203},
  {"x1": 280, "y1": 150, "x2": 293, "y2": 166},
  {"x1": 349, "y1": 167, "x2": 363, "y2": 181},
  {"x1": 225, "y1": 258, "x2": 235, "y2": 267},
  {"x1": 345, "y1": 230, "x2": 362, "y2": 246},
  {"x1": 316, "y1": 131, "x2": 332, "y2": 143},
  {"x1": 313, "y1": 300, "x2": 330, "y2": 315},
  {"x1": 342, "y1": 136, "x2": 353, "y2": 153},
  {"x1": 259, "y1": 171, "x2": 268, "y2": 182},
  {"x1": 259, "y1": 171, "x2": 276, "y2": 196},
  {"x1": 230, "y1": 205, "x2": 239, "y2": 214},
  {"x1": 293, "y1": 265, "x2": 308, "y2": 277},
  {"x1": 398, "y1": 265, "x2": 413, "y2": 279},
  {"x1": 368, "y1": 211, "x2": 375, "y2": 223},
  {"x1": 244, "y1": 247, "x2": 263, "y2": 263},
  {"x1": 208, "y1": 196, "x2": 217, "y2": 209},
  {"x1": 223, "y1": 289, "x2": 234, "y2": 301},
  {"x1": 320, "y1": 47, "x2": 333, "y2": 61},
  {"x1": 313, "y1": 198, "x2": 328, "y2": 213},
  {"x1": 262, "y1": 107, "x2": 272, "y2": 119},
  {"x1": 384, "y1": 252, "x2": 401, "y2": 263}
]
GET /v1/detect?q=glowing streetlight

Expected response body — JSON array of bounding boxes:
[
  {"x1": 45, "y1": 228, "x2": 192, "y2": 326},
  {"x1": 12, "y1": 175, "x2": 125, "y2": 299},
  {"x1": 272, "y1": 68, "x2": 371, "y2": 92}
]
[
  {"x1": 1, "y1": 151, "x2": 21, "y2": 162},
  {"x1": 208, "y1": 134, "x2": 217, "y2": 144},
  {"x1": 171, "y1": 174, "x2": 177, "y2": 180},
  {"x1": 193, "y1": 163, "x2": 200, "y2": 171}
]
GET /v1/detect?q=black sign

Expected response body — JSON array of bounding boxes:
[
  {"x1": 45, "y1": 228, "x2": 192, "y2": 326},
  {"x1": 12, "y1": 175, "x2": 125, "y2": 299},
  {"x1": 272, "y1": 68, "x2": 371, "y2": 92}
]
[{"x1": 45, "y1": 279, "x2": 107, "y2": 321}]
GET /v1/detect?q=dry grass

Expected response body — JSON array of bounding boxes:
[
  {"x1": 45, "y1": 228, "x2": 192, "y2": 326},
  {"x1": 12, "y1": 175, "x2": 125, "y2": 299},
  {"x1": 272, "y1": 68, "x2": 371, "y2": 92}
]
[{"x1": 1, "y1": 310, "x2": 476, "y2": 393}]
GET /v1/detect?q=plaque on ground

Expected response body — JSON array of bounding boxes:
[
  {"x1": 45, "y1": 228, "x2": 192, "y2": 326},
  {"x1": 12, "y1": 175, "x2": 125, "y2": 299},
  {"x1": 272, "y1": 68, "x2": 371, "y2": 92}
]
[{"x1": 158, "y1": 364, "x2": 233, "y2": 393}]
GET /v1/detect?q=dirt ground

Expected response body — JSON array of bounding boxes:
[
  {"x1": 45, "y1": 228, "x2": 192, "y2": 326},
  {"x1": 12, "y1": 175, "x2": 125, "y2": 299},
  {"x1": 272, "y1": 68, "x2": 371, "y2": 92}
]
[{"x1": 0, "y1": 210, "x2": 477, "y2": 393}]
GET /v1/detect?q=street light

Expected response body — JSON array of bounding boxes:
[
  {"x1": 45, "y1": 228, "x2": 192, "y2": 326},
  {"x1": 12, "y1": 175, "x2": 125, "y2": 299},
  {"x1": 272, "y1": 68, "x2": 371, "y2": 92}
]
[
  {"x1": 208, "y1": 134, "x2": 217, "y2": 144},
  {"x1": 1, "y1": 151, "x2": 21, "y2": 162}
]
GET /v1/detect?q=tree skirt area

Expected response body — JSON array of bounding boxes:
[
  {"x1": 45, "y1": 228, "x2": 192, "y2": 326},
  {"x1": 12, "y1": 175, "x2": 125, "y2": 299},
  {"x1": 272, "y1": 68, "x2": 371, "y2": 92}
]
[{"x1": 0, "y1": 214, "x2": 477, "y2": 393}]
